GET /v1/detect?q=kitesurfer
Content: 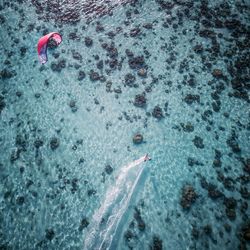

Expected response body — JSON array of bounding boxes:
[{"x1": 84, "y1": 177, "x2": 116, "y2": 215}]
[{"x1": 144, "y1": 154, "x2": 151, "y2": 161}]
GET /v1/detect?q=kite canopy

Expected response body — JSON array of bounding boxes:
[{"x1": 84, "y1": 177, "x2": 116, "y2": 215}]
[{"x1": 37, "y1": 32, "x2": 62, "y2": 64}]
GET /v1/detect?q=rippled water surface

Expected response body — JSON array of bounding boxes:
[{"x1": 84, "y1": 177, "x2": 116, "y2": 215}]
[{"x1": 0, "y1": 0, "x2": 249, "y2": 249}]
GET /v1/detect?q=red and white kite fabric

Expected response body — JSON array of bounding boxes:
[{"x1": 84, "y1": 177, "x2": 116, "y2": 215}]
[{"x1": 37, "y1": 32, "x2": 62, "y2": 64}]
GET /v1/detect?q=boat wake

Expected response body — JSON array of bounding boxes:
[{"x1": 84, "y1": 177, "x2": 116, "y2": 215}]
[{"x1": 83, "y1": 155, "x2": 149, "y2": 250}]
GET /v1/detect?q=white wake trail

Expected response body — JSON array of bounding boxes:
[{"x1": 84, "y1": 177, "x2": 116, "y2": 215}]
[{"x1": 83, "y1": 155, "x2": 149, "y2": 250}]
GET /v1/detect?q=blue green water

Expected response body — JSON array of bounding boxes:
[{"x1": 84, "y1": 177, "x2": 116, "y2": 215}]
[{"x1": 0, "y1": 0, "x2": 249, "y2": 249}]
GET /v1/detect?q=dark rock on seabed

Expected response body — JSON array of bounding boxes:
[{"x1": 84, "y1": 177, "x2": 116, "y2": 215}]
[
  {"x1": 152, "y1": 106, "x2": 164, "y2": 119},
  {"x1": 84, "y1": 37, "x2": 93, "y2": 47},
  {"x1": 78, "y1": 70, "x2": 86, "y2": 81},
  {"x1": 133, "y1": 134, "x2": 143, "y2": 144},
  {"x1": 212, "y1": 69, "x2": 223, "y2": 78},
  {"x1": 180, "y1": 185, "x2": 197, "y2": 209},
  {"x1": 68, "y1": 32, "x2": 80, "y2": 41},
  {"x1": 72, "y1": 51, "x2": 82, "y2": 62},
  {"x1": 97, "y1": 60, "x2": 103, "y2": 70},
  {"x1": 134, "y1": 207, "x2": 146, "y2": 231},
  {"x1": 79, "y1": 217, "x2": 89, "y2": 231},
  {"x1": 10, "y1": 148, "x2": 21, "y2": 163},
  {"x1": 130, "y1": 27, "x2": 141, "y2": 37},
  {"x1": 239, "y1": 221, "x2": 250, "y2": 242},
  {"x1": 0, "y1": 95, "x2": 6, "y2": 114},
  {"x1": 143, "y1": 23, "x2": 153, "y2": 29},
  {"x1": 193, "y1": 44, "x2": 203, "y2": 53},
  {"x1": 69, "y1": 100, "x2": 78, "y2": 112},
  {"x1": 124, "y1": 73, "x2": 136, "y2": 87},
  {"x1": 191, "y1": 226, "x2": 199, "y2": 239},
  {"x1": 133, "y1": 94, "x2": 146, "y2": 107},
  {"x1": 16, "y1": 196, "x2": 25, "y2": 205},
  {"x1": 45, "y1": 229, "x2": 55, "y2": 241},
  {"x1": 50, "y1": 137, "x2": 60, "y2": 150},
  {"x1": 207, "y1": 185, "x2": 224, "y2": 199},
  {"x1": 124, "y1": 228, "x2": 133, "y2": 240},
  {"x1": 224, "y1": 197, "x2": 237, "y2": 220},
  {"x1": 212, "y1": 149, "x2": 222, "y2": 168},
  {"x1": 105, "y1": 164, "x2": 113, "y2": 175},
  {"x1": 128, "y1": 56, "x2": 146, "y2": 69},
  {"x1": 96, "y1": 22, "x2": 104, "y2": 32},
  {"x1": 51, "y1": 59, "x2": 66, "y2": 72},
  {"x1": 87, "y1": 189, "x2": 96, "y2": 196},
  {"x1": 242, "y1": 159, "x2": 250, "y2": 174},
  {"x1": 188, "y1": 157, "x2": 203, "y2": 167},
  {"x1": 71, "y1": 178, "x2": 78, "y2": 193},
  {"x1": 106, "y1": 81, "x2": 112, "y2": 92},
  {"x1": 150, "y1": 235, "x2": 163, "y2": 250},
  {"x1": 125, "y1": 49, "x2": 134, "y2": 58},
  {"x1": 34, "y1": 138, "x2": 44, "y2": 148},
  {"x1": 0, "y1": 68, "x2": 16, "y2": 79},
  {"x1": 203, "y1": 224, "x2": 214, "y2": 239},
  {"x1": 226, "y1": 131, "x2": 241, "y2": 153},
  {"x1": 181, "y1": 122, "x2": 194, "y2": 132},
  {"x1": 192, "y1": 136, "x2": 204, "y2": 149},
  {"x1": 15, "y1": 134, "x2": 27, "y2": 151},
  {"x1": 184, "y1": 94, "x2": 200, "y2": 105},
  {"x1": 89, "y1": 70, "x2": 100, "y2": 81}
]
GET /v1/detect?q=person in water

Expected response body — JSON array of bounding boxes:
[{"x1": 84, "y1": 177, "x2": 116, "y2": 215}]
[{"x1": 144, "y1": 154, "x2": 151, "y2": 161}]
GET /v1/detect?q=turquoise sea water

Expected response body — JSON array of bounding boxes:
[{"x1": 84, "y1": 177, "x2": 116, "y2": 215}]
[{"x1": 0, "y1": 0, "x2": 249, "y2": 249}]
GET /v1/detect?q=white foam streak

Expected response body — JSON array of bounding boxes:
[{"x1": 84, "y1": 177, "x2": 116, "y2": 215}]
[{"x1": 84, "y1": 155, "x2": 147, "y2": 250}]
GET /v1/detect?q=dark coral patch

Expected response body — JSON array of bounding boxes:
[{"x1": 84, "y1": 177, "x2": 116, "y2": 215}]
[
  {"x1": 0, "y1": 95, "x2": 6, "y2": 114},
  {"x1": 192, "y1": 136, "x2": 204, "y2": 149},
  {"x1": 180, "y1": 185, "x2": 197, "y2": 209},
  {"x1": 133, "y1": 94, "x2": 147, "y2": 107}
]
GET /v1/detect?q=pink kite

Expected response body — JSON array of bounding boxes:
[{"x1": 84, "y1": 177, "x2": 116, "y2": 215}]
[{"x1": 37, "y1": 32, "x2": 62, "y2": 64}]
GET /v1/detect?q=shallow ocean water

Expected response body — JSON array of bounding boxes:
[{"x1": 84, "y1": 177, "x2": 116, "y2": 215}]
[{"x1": 0, "y1": 0, "x2": 249, "y2": 249}]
